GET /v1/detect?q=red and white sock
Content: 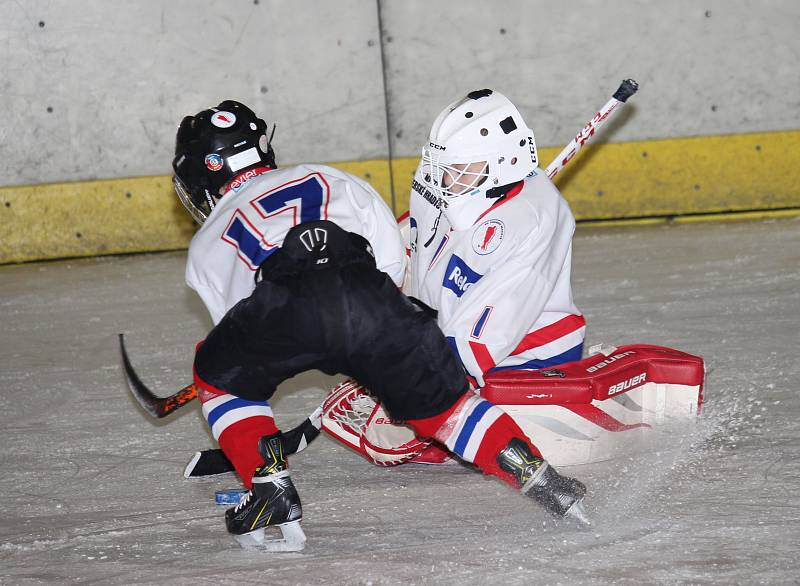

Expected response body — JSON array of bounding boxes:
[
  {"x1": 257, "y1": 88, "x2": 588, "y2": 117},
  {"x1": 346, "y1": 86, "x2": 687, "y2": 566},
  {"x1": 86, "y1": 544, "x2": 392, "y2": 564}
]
[
  {"x1": 407, "y1": 393, "x2": 541, "y2": 488},
  {"x1": 197, "y1": 382, "x2": 278, "y2": 490}
]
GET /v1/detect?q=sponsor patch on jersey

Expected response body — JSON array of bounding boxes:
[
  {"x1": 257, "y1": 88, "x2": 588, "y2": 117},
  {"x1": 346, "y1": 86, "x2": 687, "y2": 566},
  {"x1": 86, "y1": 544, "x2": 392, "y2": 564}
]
[
  {"x1": 443, "y1": 255, "x2": 482, "y2": 297},
  {"x1": 472, "y1": 219, "x2": 505, "y2": 255},
  {"x1": 211, "y1": 111, "x2": 236, "y2": 128},
  {"x1": 228, "y1": 168, "x2": 261, "y2": 192},
  {"x1": 205, "y1": 153, "x2": 224, "y2": 172}
]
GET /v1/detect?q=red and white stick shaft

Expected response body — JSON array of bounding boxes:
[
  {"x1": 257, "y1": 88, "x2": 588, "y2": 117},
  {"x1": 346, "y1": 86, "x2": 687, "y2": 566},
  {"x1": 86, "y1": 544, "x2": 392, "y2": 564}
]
[{"x1": 545, "y1": 79, "x2": 638, "y2": 180}]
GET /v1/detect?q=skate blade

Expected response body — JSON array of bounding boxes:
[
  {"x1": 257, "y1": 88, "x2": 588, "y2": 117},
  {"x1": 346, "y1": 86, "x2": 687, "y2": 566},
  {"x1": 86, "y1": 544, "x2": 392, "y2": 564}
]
[
  {"x1": 233, "y1": 521, "x2": 307, "y2": 552},
  {"x1": 564, "y1": 499, "x2": 591, "y2": 526}
]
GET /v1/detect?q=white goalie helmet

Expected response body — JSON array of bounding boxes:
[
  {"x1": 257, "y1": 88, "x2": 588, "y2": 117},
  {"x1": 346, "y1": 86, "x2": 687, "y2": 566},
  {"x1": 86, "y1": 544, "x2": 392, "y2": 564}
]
[{"x1": 421, "y1": 89, "x2": 538, "y2": 230}]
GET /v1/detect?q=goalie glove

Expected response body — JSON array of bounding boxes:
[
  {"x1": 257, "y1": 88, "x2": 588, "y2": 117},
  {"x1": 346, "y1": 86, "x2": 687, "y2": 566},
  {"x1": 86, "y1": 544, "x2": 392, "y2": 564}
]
[{"x1": 322, "y1": 379, "x2": 432, "y2": 466}]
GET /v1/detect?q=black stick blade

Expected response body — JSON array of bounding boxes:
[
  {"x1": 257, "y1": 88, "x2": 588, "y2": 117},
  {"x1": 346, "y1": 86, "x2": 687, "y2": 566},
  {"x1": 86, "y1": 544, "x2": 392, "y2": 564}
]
[
  {"x1": 118, "y1": 333, "x2": 197, "y2": 418},
  {"x1": 184, "y1": 449, "x2": 236, "y2": 477}
]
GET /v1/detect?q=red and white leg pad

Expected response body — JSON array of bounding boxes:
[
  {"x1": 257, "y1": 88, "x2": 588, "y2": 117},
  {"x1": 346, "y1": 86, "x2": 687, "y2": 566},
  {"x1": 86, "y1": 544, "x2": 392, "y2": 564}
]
[{"x1": 480, "y1": 344, "x2": 705, "y2": 466}]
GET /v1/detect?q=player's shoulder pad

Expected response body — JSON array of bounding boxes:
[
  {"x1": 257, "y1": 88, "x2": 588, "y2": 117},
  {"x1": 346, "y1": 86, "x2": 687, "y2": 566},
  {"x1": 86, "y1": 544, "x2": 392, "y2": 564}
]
[
  {"x1": 525, "y1": 169, "x2": 566, "y2": 200},
  {"x1": 515, "y1": 171, "x2": 568, "y2": 215},
  {"x1": 299, "y1": 163, "x2": 381, "y2": 196},
  {"x1": 293, "y1": 163, "x2": 359, "y2": 183}
]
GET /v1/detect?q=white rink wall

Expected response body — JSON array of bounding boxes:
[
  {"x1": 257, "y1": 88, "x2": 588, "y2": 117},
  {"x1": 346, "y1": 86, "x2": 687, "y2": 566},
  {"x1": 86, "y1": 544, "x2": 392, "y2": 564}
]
[
  {"x1": 381, "y1": 0, "x2": 800, "y2": 156},
  {"x1": 2, "y1": 0, "x2": 798, "y2": 187},
  {"x1": 1, "y1": 0, "x2": 388, "y2": 186}
]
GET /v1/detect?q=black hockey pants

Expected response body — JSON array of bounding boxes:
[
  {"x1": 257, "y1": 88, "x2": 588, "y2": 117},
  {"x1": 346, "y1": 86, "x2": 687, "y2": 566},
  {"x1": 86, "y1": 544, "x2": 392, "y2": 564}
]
[{"x1": 194, "y1": 220, "x2": 468, "y2": 421}]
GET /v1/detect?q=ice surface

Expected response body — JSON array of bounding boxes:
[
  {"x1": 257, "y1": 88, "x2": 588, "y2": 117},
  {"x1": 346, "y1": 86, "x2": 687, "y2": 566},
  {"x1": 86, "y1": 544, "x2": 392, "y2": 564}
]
[{"x1": 1, "y1": 218, "x2": 799, "y2": 585}]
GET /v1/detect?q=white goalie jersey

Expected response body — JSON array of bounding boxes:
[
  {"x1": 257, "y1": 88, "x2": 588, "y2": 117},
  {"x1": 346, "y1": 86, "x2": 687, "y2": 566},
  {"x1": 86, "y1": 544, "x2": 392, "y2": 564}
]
[
  {"x1": 404, "y1": 166, "x2": 585, "y2": 387},
  {"x1": 186, "y1": 164, "x2": 406, "y2": 324}
]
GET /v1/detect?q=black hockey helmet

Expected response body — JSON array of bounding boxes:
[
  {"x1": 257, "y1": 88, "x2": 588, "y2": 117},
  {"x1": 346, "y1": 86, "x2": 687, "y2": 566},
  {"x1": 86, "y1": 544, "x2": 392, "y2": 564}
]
[{"x1": 172, "y1": 100, "x2": 276, "y2": 224}]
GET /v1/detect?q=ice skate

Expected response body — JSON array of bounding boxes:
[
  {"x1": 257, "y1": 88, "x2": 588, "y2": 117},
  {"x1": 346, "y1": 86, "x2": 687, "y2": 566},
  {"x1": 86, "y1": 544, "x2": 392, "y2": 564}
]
[
  {"x1": 225, "y1": 433, "x2": 306, "y2": 552},
  {"x1": 497, "y1": 438, "x2": 589, "y2": 524}
]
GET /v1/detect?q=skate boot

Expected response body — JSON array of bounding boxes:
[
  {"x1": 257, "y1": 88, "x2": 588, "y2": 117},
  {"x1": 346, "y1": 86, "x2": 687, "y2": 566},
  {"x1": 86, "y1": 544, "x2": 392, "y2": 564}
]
[
  {"x1": 497, "y1": 438, "x2": 590, "y2": 524},
  {"x1": 225, "y1": 433, "x2": 306, "y2": 551}
]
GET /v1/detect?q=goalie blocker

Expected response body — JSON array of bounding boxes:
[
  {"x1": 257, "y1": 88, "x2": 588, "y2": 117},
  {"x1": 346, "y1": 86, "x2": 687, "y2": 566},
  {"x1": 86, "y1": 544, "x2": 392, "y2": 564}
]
[{"x1": 323, "y1": 344, "x2": 704, "y2": 467}]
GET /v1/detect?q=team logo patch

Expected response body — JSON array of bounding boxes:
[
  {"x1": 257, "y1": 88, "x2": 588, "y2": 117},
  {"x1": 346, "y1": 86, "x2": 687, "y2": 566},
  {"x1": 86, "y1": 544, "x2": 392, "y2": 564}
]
[
  {"x1": 211, "y1": 111, "x2": 236, "y2": 128},
  {"x1": 443, "y1": 255, "x2": 482, "y2": 297},
  {"x1": 205, "y1": 153, "x2": 224, "y2": 172},
  {"x1": 472, "y1": 219, "x2": 505, "y2": 255}
]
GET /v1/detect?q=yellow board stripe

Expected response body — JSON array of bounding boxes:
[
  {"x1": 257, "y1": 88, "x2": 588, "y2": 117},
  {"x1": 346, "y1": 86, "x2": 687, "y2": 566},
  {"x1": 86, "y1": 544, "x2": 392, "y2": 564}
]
[
  {"x1": 1, "y1": 130, "x2": 798, "y2": 264},
  {"x1": 391, "y1": 130, "x2": 800, "y2": 218}
]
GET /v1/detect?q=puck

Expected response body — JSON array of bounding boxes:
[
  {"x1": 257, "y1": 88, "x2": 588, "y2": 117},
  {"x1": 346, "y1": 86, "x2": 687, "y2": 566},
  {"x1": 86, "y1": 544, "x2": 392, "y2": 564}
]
[{"x1": 215, "y1": 489, "x2": 248, "y2": 505}]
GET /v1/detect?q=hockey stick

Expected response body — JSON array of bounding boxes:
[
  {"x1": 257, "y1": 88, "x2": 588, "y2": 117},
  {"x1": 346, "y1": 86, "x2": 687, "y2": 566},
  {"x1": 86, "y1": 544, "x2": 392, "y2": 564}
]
[
  {"x1": 119, "y1": 333, "x2": 198, "y2": 418},
  {"x1": 120, "y1": 333, "x2": 320, "y2": 475},
  {"x1": 545, "y1": 78, "x2": 638, "y2": 180}
]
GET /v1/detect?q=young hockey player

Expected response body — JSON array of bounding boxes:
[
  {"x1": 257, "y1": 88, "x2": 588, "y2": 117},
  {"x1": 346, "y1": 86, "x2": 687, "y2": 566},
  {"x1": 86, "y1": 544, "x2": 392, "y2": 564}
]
[
  {"x1": 173, "y1": 100, "x2": 588, "y2": 551},
  {"x1": 407, "y1": 88, "x2": 585, "y2": 387}
]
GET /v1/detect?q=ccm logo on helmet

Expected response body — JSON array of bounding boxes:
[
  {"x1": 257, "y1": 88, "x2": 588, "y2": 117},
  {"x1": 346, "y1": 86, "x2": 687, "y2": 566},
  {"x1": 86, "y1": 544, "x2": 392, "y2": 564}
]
[
  {"x1": 608, "y1": 372, "x2": 647, "y2": 396},
  {"x1": 528, "y1": 136, "x2": 538, "y2": 165},
  {"x1": 429, "y1": 141, "x2": 446, "y2": 151}
]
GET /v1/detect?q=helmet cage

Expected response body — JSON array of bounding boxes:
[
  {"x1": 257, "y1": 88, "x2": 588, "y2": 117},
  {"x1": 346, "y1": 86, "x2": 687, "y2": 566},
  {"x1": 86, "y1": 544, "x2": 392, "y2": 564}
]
[
  {"x1": 421, "y1": 148, "x2": 491, "y2": 200},
  {"x1": 173, "y1": 175, "x2": 214, "y2": 225},
  {"x1": 421, "y1": 89, "x2": 538, "y2": 204}
]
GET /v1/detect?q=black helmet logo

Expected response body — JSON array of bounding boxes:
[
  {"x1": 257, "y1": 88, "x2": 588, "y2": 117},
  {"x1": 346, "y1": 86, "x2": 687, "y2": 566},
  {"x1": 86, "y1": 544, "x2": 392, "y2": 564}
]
[{"x1": 211, "y1": 111, "x2": 236, "y2": 128}]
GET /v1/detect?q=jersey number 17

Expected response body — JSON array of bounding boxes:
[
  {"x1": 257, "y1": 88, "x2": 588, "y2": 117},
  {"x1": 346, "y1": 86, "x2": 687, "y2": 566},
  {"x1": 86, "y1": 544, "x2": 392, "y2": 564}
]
[{"x1": 222, "y1": 173, "x2": 331, "y2": 270}]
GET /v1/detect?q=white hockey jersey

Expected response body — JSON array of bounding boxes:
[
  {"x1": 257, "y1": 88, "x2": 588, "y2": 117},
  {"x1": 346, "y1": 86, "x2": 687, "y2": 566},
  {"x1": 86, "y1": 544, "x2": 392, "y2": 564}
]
[
  {"x1": 186, "y1": 164, "x2": 406, "y2": 324},
  {"x1": 404, "y1": 166, "x2": 585, "y2": 386}
]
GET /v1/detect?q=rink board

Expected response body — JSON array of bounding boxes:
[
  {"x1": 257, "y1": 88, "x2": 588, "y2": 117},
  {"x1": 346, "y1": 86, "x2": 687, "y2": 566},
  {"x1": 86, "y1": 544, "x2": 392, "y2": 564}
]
[{"x1": 2, "y1": 130, "x2": 799, "y2": 264}]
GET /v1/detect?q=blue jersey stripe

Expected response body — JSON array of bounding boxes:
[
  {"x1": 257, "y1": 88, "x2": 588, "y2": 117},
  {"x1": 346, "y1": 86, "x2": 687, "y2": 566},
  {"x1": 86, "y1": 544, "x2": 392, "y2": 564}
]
[
  {"x1": 472, "y1": 307, "x2": 492, "y2": 338},
  {"x1": 225, "y1": 217, "x2": 276, "y2": 268},
  {"x1": 453, "y1": 399, "x2": 493, "y2": 456},
  {"x1": 489, "y1": 343, "x2": 584, "y2": 372},
  {"x1": 206, "y1": 397, "x2": 271, "y2": 428}
]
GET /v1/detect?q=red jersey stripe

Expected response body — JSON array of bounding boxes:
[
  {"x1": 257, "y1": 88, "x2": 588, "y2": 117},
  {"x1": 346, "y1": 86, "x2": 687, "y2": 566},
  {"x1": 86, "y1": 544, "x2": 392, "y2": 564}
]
[
  {"x1": 474, "y1": 181, "x2": 525, "y2": 224},
  {"x1": 510, "y1": 314, "x2": 586, "y2": 356},
  {"x1": 469, "y1": 341, "x2": 496, "y2": 373}
]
